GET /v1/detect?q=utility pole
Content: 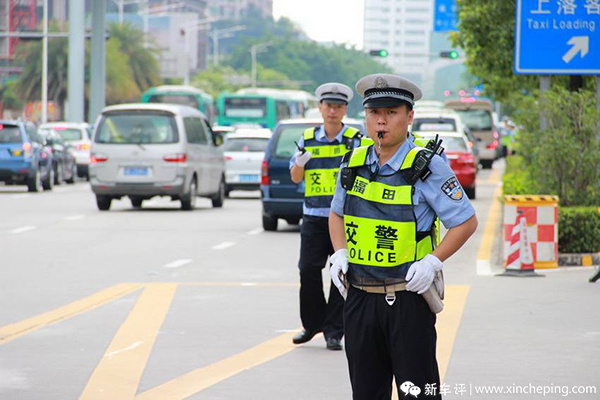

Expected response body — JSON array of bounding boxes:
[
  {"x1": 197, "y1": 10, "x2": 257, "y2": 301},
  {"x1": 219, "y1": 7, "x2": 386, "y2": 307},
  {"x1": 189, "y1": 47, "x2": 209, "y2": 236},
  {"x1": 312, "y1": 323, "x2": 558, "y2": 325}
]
[
  {"x1": 89, "y1": 0, "x2": 106, "y2": 124},
  {"x1": 41, "y1": 0, "x2": 48, "y2": 123},
  {"x1": 250, "y1": 42, "x2": 271, "y2": 88},
  {"x1": 67, "y1": 0, "x2": 85, "y2": 122},
  {"x1": 208, "y1": 25, "x2": 245, "y2": 66}
]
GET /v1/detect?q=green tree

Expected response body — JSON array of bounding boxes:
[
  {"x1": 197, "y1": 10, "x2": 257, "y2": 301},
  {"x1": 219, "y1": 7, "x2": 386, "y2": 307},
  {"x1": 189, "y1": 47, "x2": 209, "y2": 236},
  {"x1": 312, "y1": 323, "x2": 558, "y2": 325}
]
[
  {"x1": 0, "y1": 80, "x2": 24, "y2": 110},
  {"x1": 108, "y1": 22, "x2": 161, "y2": 93}
]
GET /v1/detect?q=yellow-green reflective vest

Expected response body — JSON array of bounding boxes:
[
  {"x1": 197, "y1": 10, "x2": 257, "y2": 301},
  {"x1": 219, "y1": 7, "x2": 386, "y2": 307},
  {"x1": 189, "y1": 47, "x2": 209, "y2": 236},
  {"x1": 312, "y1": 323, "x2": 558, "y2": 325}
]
[
  {"x1": 303, "y1": 126, "x2": 361, "y2": 209},
  {"x1": 342, "y1": 145, "x2": 439, "y2": 284}
]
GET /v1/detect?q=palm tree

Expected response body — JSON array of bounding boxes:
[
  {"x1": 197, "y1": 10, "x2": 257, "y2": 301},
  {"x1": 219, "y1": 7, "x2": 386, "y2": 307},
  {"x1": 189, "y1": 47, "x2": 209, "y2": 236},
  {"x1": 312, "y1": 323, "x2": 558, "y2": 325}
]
[{"x1": 108, "y1": 22, "x2": 161, "y2": 93}]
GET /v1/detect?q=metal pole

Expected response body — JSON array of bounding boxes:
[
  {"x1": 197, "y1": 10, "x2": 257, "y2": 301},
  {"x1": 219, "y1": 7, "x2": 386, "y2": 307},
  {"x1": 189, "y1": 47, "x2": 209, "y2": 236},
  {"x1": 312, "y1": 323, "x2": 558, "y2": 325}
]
[
  {"x1": 251, "y1": 45, "x2": 257, "y2": 88},
  {"x1": 540, "y1": 76, "x2": 551, "y2": 131},
  {"x1": 213, "y1": 33, "x2": 218, "y2": 66},
  {"x1": 41, "y1": 0, "x2": 48, "y2": 123},
  {"x1": 118, "y1": 0, "x2": 124, "y2": 24},
  {"x1": 143, "y1": 0, "x2": 149, "y2": 48},
  {"x1": 89, "y1": 0, "x2": 106, "y2": 124},
  {"x1": 67, "y1": 0, "x2": 85, "y2": 122}
]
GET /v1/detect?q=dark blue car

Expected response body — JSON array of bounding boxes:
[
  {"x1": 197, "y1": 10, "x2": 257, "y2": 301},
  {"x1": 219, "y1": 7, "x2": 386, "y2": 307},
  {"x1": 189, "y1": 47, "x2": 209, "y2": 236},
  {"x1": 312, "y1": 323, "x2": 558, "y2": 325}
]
[
  {"x1": 260, "y1": 118, "x2": 365, "y2": 231},
  {"x1": 0, "y1": 121, "x2": 54, "y2": 192}
]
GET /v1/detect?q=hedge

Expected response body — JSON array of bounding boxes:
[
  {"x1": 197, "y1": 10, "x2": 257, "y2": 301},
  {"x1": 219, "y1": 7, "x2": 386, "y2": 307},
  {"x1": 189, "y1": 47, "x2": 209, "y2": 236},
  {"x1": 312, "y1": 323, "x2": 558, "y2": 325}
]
[{"x1": 558, "y1": 207, "x2": 600, "y2": 253}]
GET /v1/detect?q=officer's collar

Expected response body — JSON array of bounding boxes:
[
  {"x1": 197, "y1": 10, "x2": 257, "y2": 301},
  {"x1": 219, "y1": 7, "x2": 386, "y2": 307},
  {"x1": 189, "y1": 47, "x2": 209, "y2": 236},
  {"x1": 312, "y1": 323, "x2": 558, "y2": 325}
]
[
  {"x1": 367, "y1": 138, "x2": 413, "y2": 172},
  {"x1": 317, "y1": 124, "x2": 347, "y2": 143}
]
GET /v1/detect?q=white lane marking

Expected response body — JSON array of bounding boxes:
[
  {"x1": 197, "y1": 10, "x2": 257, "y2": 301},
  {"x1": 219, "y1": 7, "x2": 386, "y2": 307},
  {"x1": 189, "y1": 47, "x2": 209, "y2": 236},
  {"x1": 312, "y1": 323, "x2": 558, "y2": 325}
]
[
  {"x1": 212, "y1": 241, "x2": 235, "y2": 250},
  {"x1": 241, "y1": 282, "x2": 257, "y2": 286},
  {"x1": 247, "y1": 228, "x2": 263, "y2": 235},
  {"x1": 476, "y1": 259, "x2": 494, "y2": 276},
  {"x1": 10, "y1": 226, "x2": 37, "y2": 234},
  {"x1": 65, "y1": 215, "x2": 85, "y2": 221},
  {"x1": 275, "y1": 329, "x2": 299, "y2": 333},
  {"x1": 104, "y1": 341, "x2": 143, "y2": 359},
  {"x1": 164, "y1": 259, "x2": 192, "y2": 269},
  {"x1": 10, "y1": 194, "x2": 30, "y2": 199}
]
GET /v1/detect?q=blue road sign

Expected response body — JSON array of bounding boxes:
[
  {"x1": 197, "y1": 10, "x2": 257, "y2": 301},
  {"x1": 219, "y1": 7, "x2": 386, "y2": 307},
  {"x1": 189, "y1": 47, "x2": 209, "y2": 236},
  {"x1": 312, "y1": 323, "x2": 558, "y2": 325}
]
[
  {"x1": 515, "y1": 0, "x2": 600, "y2": 74},
  {"x1": 434, "y1": 0, "x2": 458, "y2": 32}
]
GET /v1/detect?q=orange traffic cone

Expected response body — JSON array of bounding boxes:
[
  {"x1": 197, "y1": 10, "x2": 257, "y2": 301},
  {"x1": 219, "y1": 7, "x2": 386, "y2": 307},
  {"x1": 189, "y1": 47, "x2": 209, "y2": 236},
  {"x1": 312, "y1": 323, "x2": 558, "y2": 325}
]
[{"x1": 500, "y1": 212, "x2": 543, "y2": 277}]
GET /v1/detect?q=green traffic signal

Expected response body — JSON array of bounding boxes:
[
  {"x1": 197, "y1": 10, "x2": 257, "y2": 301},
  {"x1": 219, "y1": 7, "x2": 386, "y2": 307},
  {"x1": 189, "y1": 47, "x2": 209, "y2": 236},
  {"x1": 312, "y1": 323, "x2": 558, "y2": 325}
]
[
  {"x1": 440, "y1": 50, "x2": 460, "y2": 59},
  {"x1": 369, "y1": 49, "x2": 388, "y2": 57}
]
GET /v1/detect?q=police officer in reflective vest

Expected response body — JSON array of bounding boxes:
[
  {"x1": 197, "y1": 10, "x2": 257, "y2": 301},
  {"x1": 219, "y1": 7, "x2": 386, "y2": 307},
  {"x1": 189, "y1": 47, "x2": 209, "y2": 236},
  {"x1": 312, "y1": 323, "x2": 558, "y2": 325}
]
[
  {"x1": 290, "y1": 83, "x2": 367, "y2": 351},
  {"x1": 328, "y1": 74, "x2": 478, "y2": 398}
]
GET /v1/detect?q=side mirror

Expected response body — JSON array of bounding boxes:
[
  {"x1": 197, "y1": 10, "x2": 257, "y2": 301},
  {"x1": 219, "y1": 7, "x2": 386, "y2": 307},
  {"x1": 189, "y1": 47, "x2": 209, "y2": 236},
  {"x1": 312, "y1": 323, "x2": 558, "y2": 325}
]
[{"x1": 213, "y1": 134, "x2": 224, "y2": 146}]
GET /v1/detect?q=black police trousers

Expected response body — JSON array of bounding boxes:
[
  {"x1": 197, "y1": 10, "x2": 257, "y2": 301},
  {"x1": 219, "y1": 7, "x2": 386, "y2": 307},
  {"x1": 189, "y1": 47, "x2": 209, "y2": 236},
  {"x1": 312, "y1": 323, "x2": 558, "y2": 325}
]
[
  {"x1": 344, "y1": 285, "x2": 442, "y2": 400},
  {"x1": 298, "y1": 215, "x2": 344, "y2": 340}
]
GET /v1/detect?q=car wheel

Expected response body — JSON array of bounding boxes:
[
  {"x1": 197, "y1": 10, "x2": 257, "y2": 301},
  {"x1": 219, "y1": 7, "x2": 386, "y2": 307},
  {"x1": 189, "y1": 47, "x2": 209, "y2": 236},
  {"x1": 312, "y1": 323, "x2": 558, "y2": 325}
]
[
  {"x1": 181, "y1": 177, "x2": 197, "y2": 210},
  {"x1": 286, "y1": 218, "x2": 300, "y2": 225},
  {"x1": 42, "y1": 168, "x2": 55, "y2": 191},
  {"x1": 27, "y1": 169, "x2": 42, "y2": 192},
  {"x1": 130, "y1": 196, "x2": 144, "y2": 209},
  {"x1": 480, "y1": 160, "x2": 493, "y2": 169},
  {"x1": 65, "y1": 163, "x2": 76, "y2": 184},
  {"x1": 465, "y1": 186, "x2": 476, "y2": 199},
  {"x1": 96, "y1": 195, "x2": 112, "y2": 211},
  {"x1": 54, "y1": 164, "x2": 62, "y2": 185},
  {"x1": 225, "y1": 185, "x2": 231, "y2": 198},
  {"x1": 211, "y1": 178, "x2": 225, "y2": 208},
  {"x1": 262, "y1": 215, "x2": 278, "y2": 231}
]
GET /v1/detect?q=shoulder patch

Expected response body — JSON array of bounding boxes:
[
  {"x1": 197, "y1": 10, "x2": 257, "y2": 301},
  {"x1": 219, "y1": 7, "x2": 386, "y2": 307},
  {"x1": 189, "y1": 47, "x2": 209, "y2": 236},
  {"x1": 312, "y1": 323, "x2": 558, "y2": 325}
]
[{"x1": 441, "y1": 176, "x2": 464, "y2": 201}]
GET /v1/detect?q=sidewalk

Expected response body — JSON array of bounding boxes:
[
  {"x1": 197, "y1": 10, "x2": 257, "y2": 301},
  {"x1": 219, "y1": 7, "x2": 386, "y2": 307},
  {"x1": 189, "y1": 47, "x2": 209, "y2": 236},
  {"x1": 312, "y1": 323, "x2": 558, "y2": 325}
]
[{"x1": 444, "y1": 266, "x2": 600, "y2": 399}]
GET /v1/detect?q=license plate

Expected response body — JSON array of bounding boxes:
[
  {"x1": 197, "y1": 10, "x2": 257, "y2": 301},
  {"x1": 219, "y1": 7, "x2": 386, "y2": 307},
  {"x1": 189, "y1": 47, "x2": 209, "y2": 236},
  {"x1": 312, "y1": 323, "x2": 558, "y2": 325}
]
[
  {"x1": 240, "y1": 174, "x2": 259, "y2": 182},
  {"x1": 124, "y1": 167, "x2": 148, "y2": 176}
]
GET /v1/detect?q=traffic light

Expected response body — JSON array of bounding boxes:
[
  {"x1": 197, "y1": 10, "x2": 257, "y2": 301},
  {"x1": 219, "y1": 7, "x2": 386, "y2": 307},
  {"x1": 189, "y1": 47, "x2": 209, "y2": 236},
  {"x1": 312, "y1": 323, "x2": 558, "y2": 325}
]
[
  {"x1": 440, "y1": 50, "x2": 459, "y2": 59},
  {"x1": 369, "y1": 49, "x2": 389, "y2": 57}
]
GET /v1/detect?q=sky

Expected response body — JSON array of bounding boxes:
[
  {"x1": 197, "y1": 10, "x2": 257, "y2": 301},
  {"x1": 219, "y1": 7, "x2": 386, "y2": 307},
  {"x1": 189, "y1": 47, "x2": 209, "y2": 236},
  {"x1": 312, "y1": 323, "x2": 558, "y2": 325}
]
[{"x1": 272, "y1": 0, "x2": 364, "y2": 48}]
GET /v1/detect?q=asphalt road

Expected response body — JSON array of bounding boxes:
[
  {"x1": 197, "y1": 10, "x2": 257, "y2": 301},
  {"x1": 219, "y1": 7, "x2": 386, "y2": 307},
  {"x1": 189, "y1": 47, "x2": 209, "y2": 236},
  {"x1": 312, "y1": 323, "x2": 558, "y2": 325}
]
[{"x1": 0, "y1": 162, "x2": 598, "y2": 400}]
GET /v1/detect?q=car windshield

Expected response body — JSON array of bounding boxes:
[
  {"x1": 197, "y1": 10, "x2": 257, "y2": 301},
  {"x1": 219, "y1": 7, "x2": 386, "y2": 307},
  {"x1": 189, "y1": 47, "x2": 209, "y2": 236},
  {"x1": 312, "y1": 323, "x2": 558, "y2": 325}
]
[
  {"x1": 455, "y1": 110, "x2": 493, "y2": 131},
  {"x1": 95, "y1": 112, "x2": 179, "y2": 144},
  {"x1": 54, "y1": 128, "x2": 83, "y2": 141},
  {"x1": 223, "y1": 138, "x2": 269, "y2": 152},
  {"x1": 224, "y1": 97, "x2": 266, "y2": 118},
  {"x1": 412, "y1": 118, "x2": 457, "y2": 132},
  {"x1": 0, "y1": 124, "x2": 22, "y2": 143},
  {"x1": 418, "y1": 135, "x2": 468, "y2": 152},
  {"x1": 148, "y1": 94, "x2": 199, "y2": 109}
]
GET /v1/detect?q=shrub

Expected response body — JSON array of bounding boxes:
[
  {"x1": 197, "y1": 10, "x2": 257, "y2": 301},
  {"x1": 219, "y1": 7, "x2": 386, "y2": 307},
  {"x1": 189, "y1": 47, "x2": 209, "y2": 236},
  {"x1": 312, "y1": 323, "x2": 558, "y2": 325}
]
[
  {"x1": 502, "y1": 155, "x2": 540, "y2": 196},
  {"x1": 559, "y1": 207, "x2": 600, "y2": 253}
]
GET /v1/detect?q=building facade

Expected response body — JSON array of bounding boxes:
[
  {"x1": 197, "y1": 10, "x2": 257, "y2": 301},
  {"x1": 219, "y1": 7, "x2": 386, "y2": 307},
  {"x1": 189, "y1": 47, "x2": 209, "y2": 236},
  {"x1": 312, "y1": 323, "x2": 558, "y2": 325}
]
[
  {"x1": 208, "y1": 0, "x2": 273, "y2": 20},
  {"x1": 363, "y1": 0, "x2": 434, "y2": 87}
]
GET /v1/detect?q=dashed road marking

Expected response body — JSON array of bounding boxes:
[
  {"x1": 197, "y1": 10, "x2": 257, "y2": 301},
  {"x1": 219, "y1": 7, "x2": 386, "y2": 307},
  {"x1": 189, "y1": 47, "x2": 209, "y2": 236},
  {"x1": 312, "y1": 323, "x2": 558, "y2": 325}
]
[
  {"x1": 163, "y1": 259, "x2": 192, "y2": 269},
  {"x1": 9, "y1": 226, "x2": 37, "y2": 234},
  {"x1": 212, "y1": 241, "x2": 235, "y2": 250},
  {"x1": 247, "y1": 228, "x2": 263, "y2": 235}
]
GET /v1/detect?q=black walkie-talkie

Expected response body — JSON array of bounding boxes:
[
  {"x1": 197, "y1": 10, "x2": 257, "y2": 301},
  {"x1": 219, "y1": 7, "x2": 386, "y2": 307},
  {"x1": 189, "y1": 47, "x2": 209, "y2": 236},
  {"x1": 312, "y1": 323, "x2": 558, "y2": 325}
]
[
  {"x1": 402, "y1": 134, "x2": 443, "y2": 184},
  {"x1": 294, "y1": 141, "x2": 306, "y2": 155}
]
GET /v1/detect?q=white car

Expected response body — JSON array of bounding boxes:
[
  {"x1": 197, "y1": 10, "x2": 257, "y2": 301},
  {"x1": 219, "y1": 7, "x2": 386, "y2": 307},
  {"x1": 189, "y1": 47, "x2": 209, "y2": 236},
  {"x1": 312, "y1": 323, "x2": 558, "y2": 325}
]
[
  {"x1": 90, "y1": 103, "x2": 225, "y2": 211},
  {"x1": 411, "y1": 109, "x2": 481, "y2": 167},
  {"x1": 223, "y1": 128, "x2": 272, "y2": 196},
  {"x1": 39, "y1": 122, "x2": 92, "y2": 178}
]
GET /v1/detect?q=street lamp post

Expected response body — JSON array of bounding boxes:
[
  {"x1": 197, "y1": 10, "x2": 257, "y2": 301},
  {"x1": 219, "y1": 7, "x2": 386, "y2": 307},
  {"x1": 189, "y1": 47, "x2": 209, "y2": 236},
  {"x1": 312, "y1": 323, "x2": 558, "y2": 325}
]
[
  {"x1": 250, "y1": 42, "x2": 271, "y2": 88},
  {"x1": 207, "y1": 25, "x2": 245, "y2": 66},
  {"x1": 41, "y1": 0, "x2": 48, "y2": 123}
]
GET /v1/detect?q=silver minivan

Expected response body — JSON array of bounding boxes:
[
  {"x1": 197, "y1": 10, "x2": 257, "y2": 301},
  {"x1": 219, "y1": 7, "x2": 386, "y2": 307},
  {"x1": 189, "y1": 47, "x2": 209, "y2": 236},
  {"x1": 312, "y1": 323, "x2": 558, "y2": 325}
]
[{"x1": 90, "y1": 103, "x2": 225, "y2": 211}]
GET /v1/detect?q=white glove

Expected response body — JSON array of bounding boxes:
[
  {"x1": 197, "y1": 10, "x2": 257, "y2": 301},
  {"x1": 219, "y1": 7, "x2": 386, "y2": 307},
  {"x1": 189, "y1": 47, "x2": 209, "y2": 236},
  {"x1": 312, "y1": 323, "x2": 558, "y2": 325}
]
[
  {"x1": 405, "y1": 254, "x2": 443, "y2": 295},
  {"x1": 294, "y1": 150, "x2": 312, "y2": 167},
  {"x1": 329, "y1": 249, "x2": 348, "y2": 298}
]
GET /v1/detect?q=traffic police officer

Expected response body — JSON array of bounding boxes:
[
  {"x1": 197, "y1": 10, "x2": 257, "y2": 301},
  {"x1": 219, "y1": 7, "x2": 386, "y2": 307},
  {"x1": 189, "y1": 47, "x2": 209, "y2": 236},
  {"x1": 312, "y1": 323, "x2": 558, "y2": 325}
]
[
  {"x1": 290, "y1": 82, "x2": 366, "y2": 351},
  {"x1": 328, "y1": 74, "x2": 478, "y2": 398}
]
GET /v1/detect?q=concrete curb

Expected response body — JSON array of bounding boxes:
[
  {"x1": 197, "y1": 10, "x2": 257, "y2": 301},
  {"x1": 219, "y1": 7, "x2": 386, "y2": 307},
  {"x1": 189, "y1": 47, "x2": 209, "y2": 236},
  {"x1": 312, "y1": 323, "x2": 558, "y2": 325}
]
[{"x1": 558, "y1": 253, "x2": 600, "y2": 267}]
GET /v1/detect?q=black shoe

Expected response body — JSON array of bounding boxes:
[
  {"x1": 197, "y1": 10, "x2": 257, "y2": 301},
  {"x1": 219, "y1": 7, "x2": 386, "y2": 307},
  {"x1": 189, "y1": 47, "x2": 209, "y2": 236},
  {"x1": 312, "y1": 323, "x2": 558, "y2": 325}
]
[
  {"x1": 326, "y1": 337, "x2": 343, "y2": 351},
  {"x1": 292, "y1": 328, "x2": 321, "y2": 344}
]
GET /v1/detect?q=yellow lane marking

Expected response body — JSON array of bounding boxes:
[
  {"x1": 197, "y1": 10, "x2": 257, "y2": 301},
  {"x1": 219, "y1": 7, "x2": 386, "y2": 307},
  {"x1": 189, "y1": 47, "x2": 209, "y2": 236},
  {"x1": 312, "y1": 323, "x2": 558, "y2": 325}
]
[
  {"x1": 134, "y1": 330, "x2": 300, "y2": 400},
  {"x1": 80, "y1": 283, "x2": 178, "y2": 400},
  {"x1": 0, "y1": 283, "x2": 143, "y2": 345},
  {"x1": 477, "y1": 184, "x2": 503, "y2": 275},
  {"x1": 436, "y1": 285, "x2": 471, "y2": 381}
]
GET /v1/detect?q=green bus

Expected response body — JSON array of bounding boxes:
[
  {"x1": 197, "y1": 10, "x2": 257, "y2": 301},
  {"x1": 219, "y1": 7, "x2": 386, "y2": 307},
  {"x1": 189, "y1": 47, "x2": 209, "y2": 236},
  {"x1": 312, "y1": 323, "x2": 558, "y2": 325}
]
[
  {"x1": 217, "y1": 88, "x2": 317, "y2": 130},
  {"x1": 141, "y1": 85, "x2": 216, "y2": 124}
]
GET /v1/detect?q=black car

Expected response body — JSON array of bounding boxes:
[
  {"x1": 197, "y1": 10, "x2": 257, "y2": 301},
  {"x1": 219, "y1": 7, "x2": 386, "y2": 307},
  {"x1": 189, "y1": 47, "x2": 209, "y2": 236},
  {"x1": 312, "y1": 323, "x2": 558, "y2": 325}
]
[
  {"x1": 260, "y1": 118, "x2": 366, "y2": 231},
  {"x1": 39, "y1": 129, "x2": 77, "y2": 185}
]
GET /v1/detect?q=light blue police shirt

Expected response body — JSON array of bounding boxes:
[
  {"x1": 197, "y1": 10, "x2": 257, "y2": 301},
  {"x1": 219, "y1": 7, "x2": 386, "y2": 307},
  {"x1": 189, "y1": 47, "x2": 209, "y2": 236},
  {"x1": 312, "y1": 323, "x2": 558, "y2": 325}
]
[
  {"x1": 290, "y1": 125, "x2": 362, "y2": 218},
  {"x1": 331, "y1": 138, "x2": 475, "y2": 230}
]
